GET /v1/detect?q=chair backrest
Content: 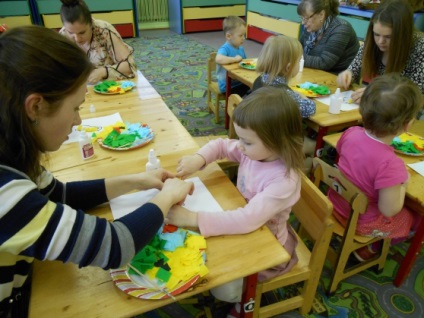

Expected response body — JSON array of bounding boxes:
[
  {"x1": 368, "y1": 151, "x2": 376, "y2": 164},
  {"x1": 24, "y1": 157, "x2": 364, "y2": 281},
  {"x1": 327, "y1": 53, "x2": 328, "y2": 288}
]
[
  {"x1": 313, "y1": 157, "x2": 368, "y2": 227},
  {"x1": 227, "y1": 94, "x2": 243, "y2": 139},
  {"x1": 293, "y1": 172, "x2": 334, "y2": 261},
  {"x1": 207, "y1": 52, "x2": 217, "y2": 85}
]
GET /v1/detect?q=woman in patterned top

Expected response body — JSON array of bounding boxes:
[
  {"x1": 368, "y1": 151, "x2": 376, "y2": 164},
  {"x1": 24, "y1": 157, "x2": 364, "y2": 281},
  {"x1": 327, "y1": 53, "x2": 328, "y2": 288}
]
[
  {"x1": 337, "y1": 0, "x2": 424, "y2": 105},
  {"x1": 59, "y1": 0, "x2": 137, "y2": 84},
  {"x1": 297, "y1": 0, "x2": 359, "y2": 74},
  {"x1": 0, "y1": 26, "x2": 193, "y2": 317}
]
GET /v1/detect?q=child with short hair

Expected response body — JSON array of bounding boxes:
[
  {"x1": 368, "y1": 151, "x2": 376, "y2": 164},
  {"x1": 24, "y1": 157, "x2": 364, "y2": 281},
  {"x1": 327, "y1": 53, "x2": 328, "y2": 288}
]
[
  {"x1": 167, "y1": 87, "x2": 304, "y2": 313},
  {"x1": 216, "y1": 15, "x2": 250, "y2": 96},
  {"x1": 327, "y1": 74, "x2": 423, "y2": 261}
]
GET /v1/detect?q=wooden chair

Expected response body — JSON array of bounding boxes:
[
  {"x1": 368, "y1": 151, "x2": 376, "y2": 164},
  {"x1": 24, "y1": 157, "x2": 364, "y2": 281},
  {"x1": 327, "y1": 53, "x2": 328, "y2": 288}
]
[
  {"x1": 253, "y1": 173, "x2": 334, "y2": 317},
  {"x1": 207, "y1": 52, "x2": 226, "y2": 124},
  {"x1": 227, "y1": 93, "x2": 242, "y2": 139},
  {"x1": 312, "y1": 158, "x2": 391, "y2": 294}
]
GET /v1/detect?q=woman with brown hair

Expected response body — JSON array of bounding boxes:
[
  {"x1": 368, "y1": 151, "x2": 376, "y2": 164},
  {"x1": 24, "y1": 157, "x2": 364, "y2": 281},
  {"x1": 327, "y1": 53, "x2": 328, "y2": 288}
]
[
  {"x1": 0, "y1": 25, "x2": 192, "y2": 317},
  {"x1": 337, "y1": 0, "x2": 424, "y2": 104},
  {"x1": 59, "y1": 0, "x2": 137, "y2": 84}
]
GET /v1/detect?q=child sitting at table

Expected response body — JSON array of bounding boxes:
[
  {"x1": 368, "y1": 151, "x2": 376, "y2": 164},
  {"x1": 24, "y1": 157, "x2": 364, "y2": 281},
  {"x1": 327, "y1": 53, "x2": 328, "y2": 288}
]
[
  {"x1": 252, "y1": 35, "x2": 317, "y2": 171},
  {"x1": 327, "y1": 74, "x2": 423, "y2": 261},
  {"x1": 167, "y1": 87, "x2": 304, "y2": 315},
  {"x1": 216, "y1": 15, "x2": 250, "y2": 96}
]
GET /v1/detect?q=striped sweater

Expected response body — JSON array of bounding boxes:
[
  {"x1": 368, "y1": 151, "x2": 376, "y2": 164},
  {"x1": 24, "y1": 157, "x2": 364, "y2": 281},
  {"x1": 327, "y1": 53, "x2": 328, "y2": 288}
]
[{"x1": 0, "y1": 165, "x2": 163, "y2": 304}]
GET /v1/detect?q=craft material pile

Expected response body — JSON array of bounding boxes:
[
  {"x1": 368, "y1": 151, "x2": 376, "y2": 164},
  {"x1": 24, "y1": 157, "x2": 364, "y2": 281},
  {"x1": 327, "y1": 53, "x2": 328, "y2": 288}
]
[{"x1": 391, "y1": 132, "x2": 424, "y2": 155}]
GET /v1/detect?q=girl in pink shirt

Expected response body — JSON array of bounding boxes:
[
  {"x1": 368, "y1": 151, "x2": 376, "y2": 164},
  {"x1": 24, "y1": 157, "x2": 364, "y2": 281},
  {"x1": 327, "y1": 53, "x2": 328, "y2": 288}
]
[
  {"x1": 328, "y1": 74, "x2": 423, "y2": 261},
  {"x1": 167, "y1": 87, "x2": 304, "y2": 309}
]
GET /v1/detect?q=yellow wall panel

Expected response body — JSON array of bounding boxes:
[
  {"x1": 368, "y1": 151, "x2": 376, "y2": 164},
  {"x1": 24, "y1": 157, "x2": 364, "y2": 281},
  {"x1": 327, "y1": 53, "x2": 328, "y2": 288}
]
[
  {"x1": 247, "y1": 11, "x2": 300, "y2": 39},
  {"x1": 183, "y1": 5, "x2": 245, "y2": 20},
  {"x1": 0, "y1": 16, "x2": 32, "y2": 28}
]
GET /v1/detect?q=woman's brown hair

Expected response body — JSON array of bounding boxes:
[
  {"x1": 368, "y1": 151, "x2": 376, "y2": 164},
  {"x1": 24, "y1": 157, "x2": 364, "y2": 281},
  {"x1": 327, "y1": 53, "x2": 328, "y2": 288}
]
[
  {"x1": 362, "y1": 0, "x2": 414, "y2": 79},
  {"x1": 0, "y1": 25, "x2": 93, "y2": 181},
  {"x1": 233, "y1": 87, "x2": 304, "y2": 174},
  {"x1": 60, "y1": 0, "x2": 92, "y2": 25}
]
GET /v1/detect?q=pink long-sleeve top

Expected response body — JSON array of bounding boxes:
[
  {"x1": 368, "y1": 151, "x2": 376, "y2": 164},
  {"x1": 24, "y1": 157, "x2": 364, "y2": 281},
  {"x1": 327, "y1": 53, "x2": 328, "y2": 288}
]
[{"x1": 196, "y1": 139, "x2": 301, "y2": 247}]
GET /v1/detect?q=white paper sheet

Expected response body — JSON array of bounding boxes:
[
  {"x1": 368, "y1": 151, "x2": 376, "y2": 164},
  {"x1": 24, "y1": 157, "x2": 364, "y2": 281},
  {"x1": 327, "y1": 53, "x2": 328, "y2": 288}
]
[
  {"x1": 110, "y1": 177, "x2": 223, "y2": 220},
  {"x1": 64, "y1": 112, "x2": 123, "y2": 144},
  {"x1": 136, "y1": 71, "x2": 161, "y2": 100},
  {"x1": 407, "y1": 161, "x2": 424, "y2": 177},
  {"x1": 316, "y1": 90, "x2": 359, "y2": 111}
]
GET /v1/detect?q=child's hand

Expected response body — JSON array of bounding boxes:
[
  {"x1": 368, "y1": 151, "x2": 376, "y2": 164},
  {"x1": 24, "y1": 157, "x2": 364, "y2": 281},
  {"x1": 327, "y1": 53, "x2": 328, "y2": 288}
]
[
  {"x1": 166, "y1": 205, "x2": 198, "y2": 228},
  {"x1": 176, "y1": 154, "x2": 206, "y2": 179},
  {"x1": 351, "y1": 87, "x2": 366, "y2": 104},
  {"x1": 234, "y1": 55, "x2": 243, "y2": 63},
  {"x1": 336, "y1": 70, "x2": 353, "y2": 89}
]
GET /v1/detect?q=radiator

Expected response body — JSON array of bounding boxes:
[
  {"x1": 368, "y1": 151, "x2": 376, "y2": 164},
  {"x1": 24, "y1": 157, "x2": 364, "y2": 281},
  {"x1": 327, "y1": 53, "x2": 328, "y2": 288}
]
[{"x1": 137, "y1": 0, "x2": 169, "y2": 23}]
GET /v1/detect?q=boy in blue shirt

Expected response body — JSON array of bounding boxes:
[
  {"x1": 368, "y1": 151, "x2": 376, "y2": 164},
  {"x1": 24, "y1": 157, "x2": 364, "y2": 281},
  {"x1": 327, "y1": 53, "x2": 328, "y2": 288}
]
[{"x1": 216, "y1": 16, "x2": 250, "y2": 96}]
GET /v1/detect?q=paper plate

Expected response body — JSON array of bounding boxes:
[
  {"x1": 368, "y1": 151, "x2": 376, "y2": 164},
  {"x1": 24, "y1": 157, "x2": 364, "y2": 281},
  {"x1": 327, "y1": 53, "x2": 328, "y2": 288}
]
[
  {"x1": 93, "y1": 81, "x2": 136, "y2": 95},
  {"x1": 110, "y1": 267, "x2": 201, "y2": 300},
  {"x1": 392, "y1": 132, "x2": 424, "y2": 156},
  {"x1": 239, "y1": 59, "x2": 257, "y2": 70},
  {"x1": 97, "y1": 123, "x2": 154, "y2": 151}
]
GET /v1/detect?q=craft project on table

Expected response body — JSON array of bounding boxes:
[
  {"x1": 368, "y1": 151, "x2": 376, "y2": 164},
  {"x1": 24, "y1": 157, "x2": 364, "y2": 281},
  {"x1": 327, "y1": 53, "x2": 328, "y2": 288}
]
[
  {"x1": 316, "y1": 90, "x2": 359, "y2": 111},
  {"x1": 391, "y1": 132, "x2": 424, "y2": 156},
  {"x1": 110, "y1": 224, "x2": 208, "y2": 300},
  {"x1": 239, "y1": 58, "x2": 257, "y2": 70},
  {"x1": 291, "y1": 82, "x2": 331, "y2": 97},
  {"x1": 109, "y1": 176, "x2": 222, "y2": 300},
  {"x1": 93, "y1": 80, "x2": 136, "y2": 94}
]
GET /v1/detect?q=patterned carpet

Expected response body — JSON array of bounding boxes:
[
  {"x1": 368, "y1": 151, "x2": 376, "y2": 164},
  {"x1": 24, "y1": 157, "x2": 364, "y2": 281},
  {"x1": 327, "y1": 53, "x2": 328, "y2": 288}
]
[
  {"x1": 126, "y1": 33, "x2": 228, "y2": 137},
  {"x1": 126, "y1": 34, "x2": 424, "y2": 317}
]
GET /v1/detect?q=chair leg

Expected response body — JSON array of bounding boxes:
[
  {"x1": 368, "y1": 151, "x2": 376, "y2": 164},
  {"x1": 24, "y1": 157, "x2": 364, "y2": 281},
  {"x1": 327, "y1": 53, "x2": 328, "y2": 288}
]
[
  {"x1": 207, "y1": 90, "x2": 212, "y2": 113},
  {"x1": 214, "y1": 96, "x2": 220, "y2": 123}
]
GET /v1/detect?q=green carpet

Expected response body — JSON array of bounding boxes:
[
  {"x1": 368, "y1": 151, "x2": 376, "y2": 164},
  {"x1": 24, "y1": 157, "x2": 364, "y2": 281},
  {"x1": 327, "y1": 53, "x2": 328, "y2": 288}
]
[
  {"x1": 126, "y1": 34, "x2": 424, "y2": 317},
  {"x1": 126, "y1": 33, "x2": 228, "y2": 137}
]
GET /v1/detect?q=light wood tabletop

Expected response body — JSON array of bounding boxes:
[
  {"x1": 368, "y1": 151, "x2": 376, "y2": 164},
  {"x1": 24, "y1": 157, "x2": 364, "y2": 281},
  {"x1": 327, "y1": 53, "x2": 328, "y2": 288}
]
[
  {"x1": 322, "y1": 120, "x2": 424, "y2": 287},
  {"x1": 30, "y1": 75, "x2": 291, "y2": 318},
  {"x1": 223, "y1": 64, "x2": 362, "y2": 156}
]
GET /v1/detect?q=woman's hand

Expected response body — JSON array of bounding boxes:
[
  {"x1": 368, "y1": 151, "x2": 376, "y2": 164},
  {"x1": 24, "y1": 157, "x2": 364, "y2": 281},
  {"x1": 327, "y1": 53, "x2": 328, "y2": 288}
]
[
  {"x1": 166, "y1": 205, "x2": 198, "y2": 228},
  {"x1": 351, "y1": 87, "x2": 366, "y2": 104},
  {"x1": 336, "y1": 70, "x2": 353, "y2": 90},
  {"x1": 149, "y1": 178, "x2": 195, "y2": 217},
  {"x1": 88, "y1": 68, "x2": 107, "y2": 84},
  {"x1": 137, "y1": 168, "x2": 176, "y2": 191},
  {"x1": 176, "y1": 154, "x2": 206, "y2": 179}
]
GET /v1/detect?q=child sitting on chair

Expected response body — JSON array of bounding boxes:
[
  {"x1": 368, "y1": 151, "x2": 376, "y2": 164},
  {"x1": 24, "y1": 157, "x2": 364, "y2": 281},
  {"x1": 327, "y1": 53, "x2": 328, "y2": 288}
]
[
  {"x1": 167, "y1": 87, "x2": 304, "y2": 315},
  {"x1": 253, "y1": 35, "x2": 317, "y2": 171},
  {"x1": 216, "y1": 16, "x2": 250, "y2": 96},
  {"x1": 327, "y1": 74, "x2": 423, "y2": 261}
]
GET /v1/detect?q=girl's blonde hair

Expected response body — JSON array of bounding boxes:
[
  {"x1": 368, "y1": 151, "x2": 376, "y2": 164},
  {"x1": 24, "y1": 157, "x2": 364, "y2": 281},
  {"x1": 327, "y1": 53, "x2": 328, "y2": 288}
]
[
  {"x1": 233, "y1": 87, "x2": 304, "y2": 174},
  {"x1": 256, "y1": 35, "x2": 303, "y2": 82}
]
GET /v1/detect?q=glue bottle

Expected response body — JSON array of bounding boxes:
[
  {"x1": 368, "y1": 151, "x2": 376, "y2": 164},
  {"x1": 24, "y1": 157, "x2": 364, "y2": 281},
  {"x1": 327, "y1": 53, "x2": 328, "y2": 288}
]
[
  {"x1": 299, "y1": 56, "x2": 304, "y2": 72},
  {"x1": 79, "y1": 131, "x2": 95, "y2": 160},
  {"x1": 146, "y1": 149, "x2": 160, "y2": 171},
  {"x1": 329, "y1": 88, "x2": 342, "y2": 114}
]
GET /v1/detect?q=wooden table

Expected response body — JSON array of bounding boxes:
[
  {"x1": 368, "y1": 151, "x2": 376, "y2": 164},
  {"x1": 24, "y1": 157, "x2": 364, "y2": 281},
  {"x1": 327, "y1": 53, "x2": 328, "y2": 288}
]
[
  {"x1": 30, "y1": 75, "x2": 291, "y2": 318},
  {"x1": 223, "y1": 64, "x2": 362, "y2": 156},
  {"x1": 322, "y1": 120, "x2": 424, "y2": 287}
]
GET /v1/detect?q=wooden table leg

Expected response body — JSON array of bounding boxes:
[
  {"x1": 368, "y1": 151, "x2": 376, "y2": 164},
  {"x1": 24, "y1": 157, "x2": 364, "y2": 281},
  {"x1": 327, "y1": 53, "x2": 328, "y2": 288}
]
[
  {"x1": 225, "y1": 74, "x2": 232, "y2": 129},
  {"x1": 394, "y1": 217, "x2": 424, "y2": 287},
  {"x1": 314, "y1": 126, "x2": 329, "y2": 157},
  {"x1": 240, "y1": 273, "x2": 258, "y2": 318}
]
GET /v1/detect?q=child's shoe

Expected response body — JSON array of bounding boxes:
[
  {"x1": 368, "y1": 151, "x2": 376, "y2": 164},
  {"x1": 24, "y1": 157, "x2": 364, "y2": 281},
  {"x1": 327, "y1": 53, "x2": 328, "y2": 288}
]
[
  {"x1": 352, "y1": 244, "x2": 377, "y2": 262},
  {"x1": 226, "y1": 302, "x2": 241, "y2": 318}
]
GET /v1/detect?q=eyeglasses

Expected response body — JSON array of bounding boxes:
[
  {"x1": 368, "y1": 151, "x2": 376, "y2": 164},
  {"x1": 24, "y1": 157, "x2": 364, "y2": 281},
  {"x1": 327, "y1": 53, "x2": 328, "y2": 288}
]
[{"x1": 299, "y1": 12, "x2": 317, "y2": 23}]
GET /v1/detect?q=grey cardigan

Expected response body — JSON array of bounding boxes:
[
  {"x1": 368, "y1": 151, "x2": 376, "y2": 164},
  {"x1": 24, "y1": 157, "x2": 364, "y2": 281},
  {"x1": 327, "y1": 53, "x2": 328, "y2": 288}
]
[{"x1": 299, "y1": 17, "x2": 359, "y2": 74}]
